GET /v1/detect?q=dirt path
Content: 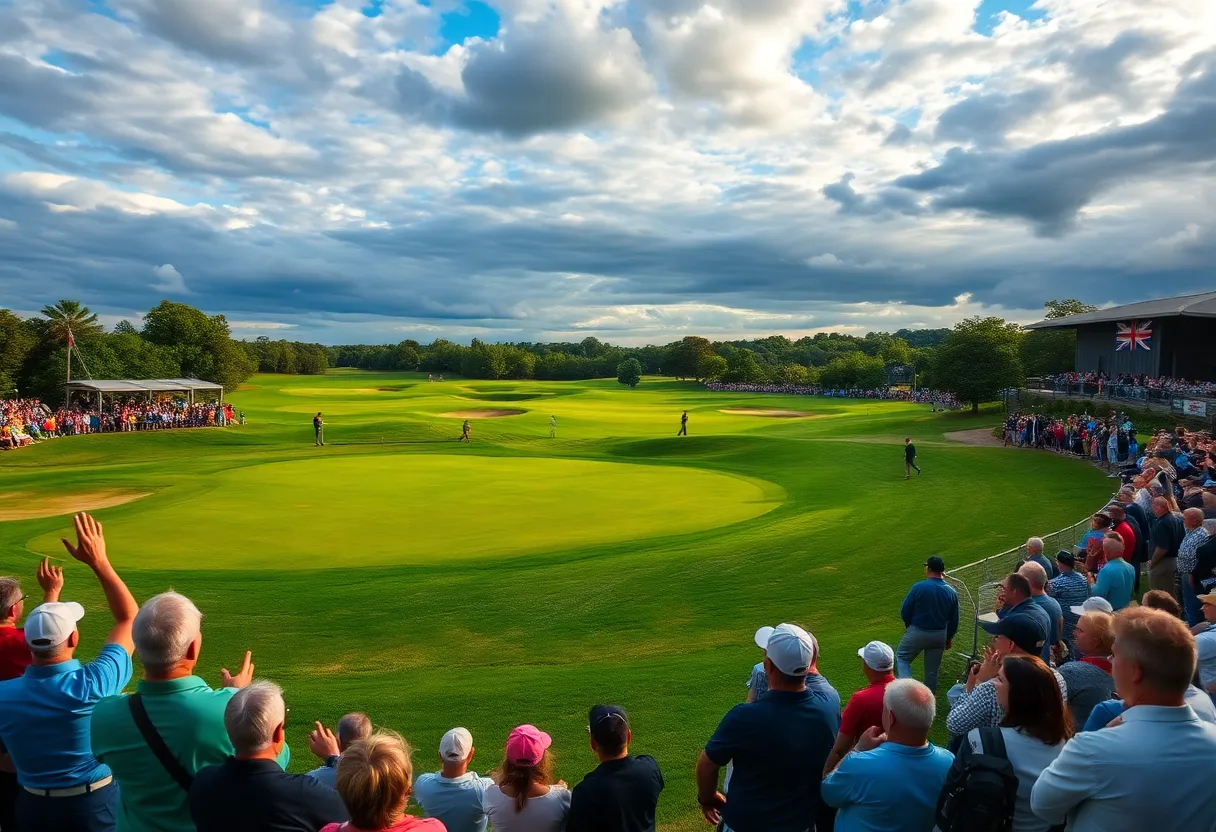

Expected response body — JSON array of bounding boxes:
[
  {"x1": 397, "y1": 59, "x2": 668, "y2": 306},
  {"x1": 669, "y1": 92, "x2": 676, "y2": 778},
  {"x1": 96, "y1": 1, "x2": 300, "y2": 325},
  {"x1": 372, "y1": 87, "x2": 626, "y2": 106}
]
[{"x1": 944, "y1": 428, "x2": 1004, "y2": 447}]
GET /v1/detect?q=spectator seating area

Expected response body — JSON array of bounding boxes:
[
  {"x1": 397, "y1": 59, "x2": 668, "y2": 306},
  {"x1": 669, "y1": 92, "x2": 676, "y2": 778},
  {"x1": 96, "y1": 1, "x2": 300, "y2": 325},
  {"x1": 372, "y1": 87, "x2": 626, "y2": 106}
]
[
  {"x1": 1, "y1": 428, "x2": 1215, "y2": 832},
  {"x1": 0, "y1": 397, "x2": 236, "y2": 451},
  {"x1": 703, "y1": 382, "x2": 962, "y2": 409},
  {"x1": 1044, "y1": 372, "x2": 1216, "y2": 400}
]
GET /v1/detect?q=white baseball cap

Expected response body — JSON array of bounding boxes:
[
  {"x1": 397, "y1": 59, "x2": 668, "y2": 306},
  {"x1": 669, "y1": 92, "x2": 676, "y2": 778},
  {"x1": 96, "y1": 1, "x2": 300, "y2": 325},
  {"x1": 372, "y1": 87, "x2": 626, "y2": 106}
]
[
  {"x1": 756, "y1": 623, "x2": 817, "y2": 676},
  {"x1": 439, "y1": 727, "x2": 473, "y2": 762},
  {"x1": 25, "y1": 602, "x2": 85, "y2": 649},
  {"x1": 1070, "y1": 596, "x2": 1114, "y2": 617},
  {"x1": 857, "y1": 640, "x2": 895, "y2": 672}
]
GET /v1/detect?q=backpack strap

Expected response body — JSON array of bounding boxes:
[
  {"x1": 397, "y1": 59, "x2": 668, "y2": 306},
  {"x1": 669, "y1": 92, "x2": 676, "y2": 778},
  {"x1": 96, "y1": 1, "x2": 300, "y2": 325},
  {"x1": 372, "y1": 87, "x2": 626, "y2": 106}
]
[
  {"x1": 977, "y1": 727, "x2": 1009, "y2": 760},
  {"x1": 128, "y1": 694, "x2": 194, "y2": 792}
]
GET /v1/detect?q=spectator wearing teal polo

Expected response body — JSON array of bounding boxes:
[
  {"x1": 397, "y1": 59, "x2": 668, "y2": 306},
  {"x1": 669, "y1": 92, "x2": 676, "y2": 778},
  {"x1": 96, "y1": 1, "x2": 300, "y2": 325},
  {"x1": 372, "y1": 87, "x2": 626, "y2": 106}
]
[
  {"x1": 91, "y1": 592, "x2": 289, "y2": 832},
  {"x1": 0, "y1": 513, "x2": 138, "y2": 832}
]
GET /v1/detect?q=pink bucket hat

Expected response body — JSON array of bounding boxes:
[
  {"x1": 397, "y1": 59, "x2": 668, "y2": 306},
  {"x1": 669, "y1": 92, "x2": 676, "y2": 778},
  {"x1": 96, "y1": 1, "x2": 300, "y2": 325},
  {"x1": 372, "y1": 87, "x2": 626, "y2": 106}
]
[{"x1": 505, "y1": 725, "x2": 552, "y2": 766}]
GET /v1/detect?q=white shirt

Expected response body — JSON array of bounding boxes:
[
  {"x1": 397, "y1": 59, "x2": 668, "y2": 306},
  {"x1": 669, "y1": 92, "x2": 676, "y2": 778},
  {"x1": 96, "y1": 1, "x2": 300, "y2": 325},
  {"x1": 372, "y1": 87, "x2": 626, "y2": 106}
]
[
  {"x1": 482, "y1": 784, "x2": 571, "y2": 832},
  {"x1": 966, "y1": 728, "x2": 1065, "y2": 832},
  {"x1": 1031, "y1": 705, "x2": 1216, "y2": 832},
  {"x1": 1196, "y1": 629, "x2": 1216, "y2": 690}
]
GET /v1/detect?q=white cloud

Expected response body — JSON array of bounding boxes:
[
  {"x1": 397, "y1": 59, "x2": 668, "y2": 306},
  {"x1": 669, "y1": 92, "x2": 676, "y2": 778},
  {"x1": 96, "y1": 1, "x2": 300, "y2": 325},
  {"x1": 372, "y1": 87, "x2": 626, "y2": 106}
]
[{"x1": 150, "y1": 263, "x2": 189, "y2": 294}]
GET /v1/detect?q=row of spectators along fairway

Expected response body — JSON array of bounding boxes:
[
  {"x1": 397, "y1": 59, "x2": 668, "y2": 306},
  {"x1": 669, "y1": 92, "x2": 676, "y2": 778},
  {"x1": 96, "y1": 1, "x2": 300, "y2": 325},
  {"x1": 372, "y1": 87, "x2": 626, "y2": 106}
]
[{"x1": 0, "y1": 371, "x2": 1114, "y2": 830}]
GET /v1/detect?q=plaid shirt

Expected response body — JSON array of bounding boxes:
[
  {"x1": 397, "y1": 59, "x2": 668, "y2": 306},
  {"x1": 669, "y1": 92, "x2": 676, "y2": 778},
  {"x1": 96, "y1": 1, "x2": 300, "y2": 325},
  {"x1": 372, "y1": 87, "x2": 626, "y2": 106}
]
[
  {"x1": 1179, "y1": 528, "x2": 1208, "y2": 574},
  {"x1": 947, "y1": 669, "x2": 1068, "y2": 737},
  {"x1": 1049, "y1": 571, "x2": 1091, "y2": 643}
]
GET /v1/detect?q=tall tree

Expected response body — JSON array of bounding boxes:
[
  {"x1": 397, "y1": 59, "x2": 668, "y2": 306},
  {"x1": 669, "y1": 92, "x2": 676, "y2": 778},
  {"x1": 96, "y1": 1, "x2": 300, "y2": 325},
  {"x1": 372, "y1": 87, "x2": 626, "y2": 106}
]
[
  {"x1": 1021, "y1": 299, "x2": 1099, "y2": 377},
  {"x1": 0, "y1": 310, "x2": 36, "y2": 394},
  {"x1": 931, "y1": 316, "x2": 1024, "y2": 411},
  {"x1": 617, "y1": 358, "x2": 643, "y2": 388},
  {"x1": 39, "y1": 300, "x2": 102, "y2": 344}
]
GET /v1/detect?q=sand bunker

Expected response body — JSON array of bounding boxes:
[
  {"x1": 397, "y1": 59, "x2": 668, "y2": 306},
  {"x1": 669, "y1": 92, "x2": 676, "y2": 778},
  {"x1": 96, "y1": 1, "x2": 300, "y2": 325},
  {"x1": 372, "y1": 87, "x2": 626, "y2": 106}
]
[
  {"x1": 721, "y1": 409, "x2": 812, "y2": 418},
  {"x1": 439, "y1": 409, "x2": 527, "y2": 419},
  {"x1": 0, "y1": 490, "x2": 150, "y2": 522},
  {"x1": 944, "y1": 428, "x2": 1004, "y2": 447}
]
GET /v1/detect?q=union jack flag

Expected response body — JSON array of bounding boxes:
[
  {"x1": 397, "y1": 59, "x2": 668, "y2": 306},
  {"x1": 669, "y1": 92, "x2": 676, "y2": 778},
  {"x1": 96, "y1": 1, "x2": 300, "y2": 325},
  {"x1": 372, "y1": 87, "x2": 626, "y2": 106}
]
[{"x1": 1115, "y1": 320, "x2": 1152, "y2": 351}]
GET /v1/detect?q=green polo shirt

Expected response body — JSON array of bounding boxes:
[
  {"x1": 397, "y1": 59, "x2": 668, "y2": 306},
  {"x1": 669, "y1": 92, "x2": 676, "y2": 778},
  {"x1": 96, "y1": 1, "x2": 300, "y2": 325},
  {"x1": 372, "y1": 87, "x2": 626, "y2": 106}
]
[{"x1": 91, "y1": 676, "x2": 291, "y2": 832}]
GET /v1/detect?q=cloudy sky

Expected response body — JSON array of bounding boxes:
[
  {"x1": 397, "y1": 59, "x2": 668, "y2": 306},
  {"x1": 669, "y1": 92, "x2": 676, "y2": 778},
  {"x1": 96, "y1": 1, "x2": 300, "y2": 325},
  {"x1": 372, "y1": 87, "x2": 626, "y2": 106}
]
[{"x1": 1, "y1": 0, "x2": 1213, "y2": 345}]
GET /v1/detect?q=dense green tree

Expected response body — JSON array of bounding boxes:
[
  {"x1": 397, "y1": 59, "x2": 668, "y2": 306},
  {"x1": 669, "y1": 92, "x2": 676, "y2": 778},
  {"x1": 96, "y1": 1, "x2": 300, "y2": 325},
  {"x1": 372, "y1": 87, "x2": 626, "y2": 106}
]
[
  {"x1": 1018, "y1": 298, "x2": 1098, "y2": 377},
  {"x1": 141, "y1": 301, "x2": 255, "y2": 390},
  {"x1": 0, "y1": 310, "x2": 36, "y2": 394},
  {"x1": 1043, "y1": 298, "x2": 1098, "y2": 319},
  {"x1": 931, "y1": 316, "x2": 1024, "y2": 411},
  {"x1": 696, "y1": 353, "x2": 728, "y2": 381},
  {"x1": 723, "y1": 349, "x2": 767, "y2": 383},
  {"x1": 819, "y1": 352, "x2": 887, "y2": 389},
  {"x1": 664, "y1": 336, "x2": 715, "y2": 380},
  {"x1": 112, "y1": 320, "x2": 139, "y2": 335},
  {"x1": 504, "y1": 348, "x2": 536, "y2": 380},
  {"x1": 617, "y1": 358, "x2": 642, "y2": 388}
]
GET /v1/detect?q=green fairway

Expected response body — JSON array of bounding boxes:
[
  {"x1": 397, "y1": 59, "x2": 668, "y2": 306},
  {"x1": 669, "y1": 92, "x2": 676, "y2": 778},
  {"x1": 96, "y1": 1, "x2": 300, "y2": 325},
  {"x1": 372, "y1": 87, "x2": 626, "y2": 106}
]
[{"x1": 0, "y1": 372, "x2": 1114, "y2": 831}]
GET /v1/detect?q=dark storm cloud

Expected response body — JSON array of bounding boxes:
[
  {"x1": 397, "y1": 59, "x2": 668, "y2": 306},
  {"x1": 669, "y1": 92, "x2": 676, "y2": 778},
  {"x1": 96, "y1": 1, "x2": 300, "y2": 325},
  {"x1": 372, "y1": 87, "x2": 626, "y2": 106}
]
[
  {"x1": 822, "y1": 173, "x2": 923, "y2": 217},
  {"x1": 393, "y1": 28, "x2": 650, "y2": 137},
  {"x1": 934, "y1": 88, "x2": 1052, "y2": 145},
  {"x1": 1063, "y1": 31, "x2": 1171, "y2": 101},
  {"x1": 894, "y1": 56, "x2": 1216, "y2": 235}
]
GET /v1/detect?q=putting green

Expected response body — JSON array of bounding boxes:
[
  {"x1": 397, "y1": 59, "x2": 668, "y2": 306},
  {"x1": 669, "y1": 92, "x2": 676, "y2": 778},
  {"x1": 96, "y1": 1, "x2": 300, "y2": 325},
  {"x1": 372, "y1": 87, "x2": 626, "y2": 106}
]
[{"x1": 28, "y1": 455, "x2": 783, "y2": 569}]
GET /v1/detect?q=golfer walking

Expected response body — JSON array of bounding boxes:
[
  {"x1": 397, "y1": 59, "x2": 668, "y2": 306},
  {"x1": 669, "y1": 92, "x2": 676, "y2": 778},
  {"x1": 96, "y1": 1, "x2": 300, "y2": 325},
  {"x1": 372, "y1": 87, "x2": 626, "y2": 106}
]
[
  {"x1": 314, "y1": 412, "x2": 324, "y2": 446},
  {"x1": 550, "y1": 415, "x2": 558, "y2": 439},
  {"x1": 904, "y1": 437, "x2": 920, "y2": 478},
  {"x1": 678, "y1": 411, "x2": 688, "y2": 436},
  {"x1": 460, "y1": 420, "x2": 471, "y2": 443}
]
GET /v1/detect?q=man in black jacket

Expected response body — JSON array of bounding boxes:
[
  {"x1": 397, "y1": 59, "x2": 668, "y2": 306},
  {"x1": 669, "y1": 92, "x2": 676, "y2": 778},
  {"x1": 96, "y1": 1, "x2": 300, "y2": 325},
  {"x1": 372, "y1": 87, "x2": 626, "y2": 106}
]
[{"x1": 568, "y1": 705, "x2": 663, "y2": 832}]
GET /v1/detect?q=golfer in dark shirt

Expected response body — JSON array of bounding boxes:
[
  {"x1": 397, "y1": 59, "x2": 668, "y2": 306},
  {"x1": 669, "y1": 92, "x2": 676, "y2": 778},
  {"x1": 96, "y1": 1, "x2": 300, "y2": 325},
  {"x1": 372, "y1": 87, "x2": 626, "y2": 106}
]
[
  {"x1": 568, "y1": 705, "x2": 663, "y2": 832},
  {"x1": 905, "y1": 437, "x2": 921, "y2": 479},
  {"x1": 313, "y1": 413, "x2": 324, "y2": 446},
  {"x1": 678, "y1": 411, "x2": 688, "y2": 436}
]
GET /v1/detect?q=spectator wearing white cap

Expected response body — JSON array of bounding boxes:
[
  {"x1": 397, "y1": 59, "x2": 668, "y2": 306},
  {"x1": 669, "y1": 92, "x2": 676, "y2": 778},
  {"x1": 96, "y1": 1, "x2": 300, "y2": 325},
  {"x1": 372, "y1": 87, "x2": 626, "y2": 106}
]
[
  {"x1": 822, "y1": 642, "x2": 896, "y2": 777},
  {"x1": 822, "y1": 679, "x2": 953, "y2": 832},
  {"x1": 413, "y1": 727, "x2": 494, "y2": 832},
  {"x1": 1031, "y1": 608, "x2": 1216, "y2": 831},
  {"x1": 483, "y1": 725, "x2": 569, "y2": 832},
  {"x1": 696, "y1": 623, "x2": 840, "y2": 832},
  {"x1": 306, "y1": 713, "x2": 373, "y2": 788},
  {"x1": 0, "y1": 513, "x2": 137, "y2": 832},
  {"x1": 567, "y1": 705, "x2": 663, "y2": 832},
  {"x1": 896, "y1": 557, "x2": 959, "y2": 694}
]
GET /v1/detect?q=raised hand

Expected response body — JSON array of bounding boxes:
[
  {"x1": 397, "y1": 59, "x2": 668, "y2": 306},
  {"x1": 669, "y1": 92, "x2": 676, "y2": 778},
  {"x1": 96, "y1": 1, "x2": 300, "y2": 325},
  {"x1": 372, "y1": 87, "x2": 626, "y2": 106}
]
[
  {"x1": 36, "y1": 557, "x2": 64, "y2": 603},
  {"x1": 308, "y1": 721, "x2": 340, "y2": 760},
  {"x1": 220, "y1": 651, "x2": 254, "y2": 688},
  {"x1": 855, "y1": 725, "x2": 888, "y2": 752},
  {"x1": 60, "y1": 513, "x2": 108, "y2": 570}
]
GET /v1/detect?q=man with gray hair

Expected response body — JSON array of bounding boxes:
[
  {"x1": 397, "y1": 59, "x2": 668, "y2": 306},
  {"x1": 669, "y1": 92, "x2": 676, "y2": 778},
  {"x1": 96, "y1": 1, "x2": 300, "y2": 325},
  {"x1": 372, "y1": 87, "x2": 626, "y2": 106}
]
[
  {"x1": 822, "y1": 679, "x2": 953, "y2": 831},
  {"x1": 189, "y1": 681, "x2": 347, "y2": 832},
  {"x1": 1178, "y1": 507, "x2": 1209, "y2": 625},
  {"x1": 304, "y1": 713, "x2": 372, "y2": 788},
  {"x1": 1025, "y1": 537, "x2": 1057, "y2": 580},
  {"x1": 92, "y1": 591, "x2": 284, "y2": 832},
  {"x1": 1019, "y1": 561, "x2": 1063, "y2": 664}
]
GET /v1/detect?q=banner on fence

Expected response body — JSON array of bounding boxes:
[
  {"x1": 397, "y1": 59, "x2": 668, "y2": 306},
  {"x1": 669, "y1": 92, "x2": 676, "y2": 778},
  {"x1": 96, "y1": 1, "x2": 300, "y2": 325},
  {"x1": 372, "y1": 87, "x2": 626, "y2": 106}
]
[{"x1": 1184, "y1": 400, "x2": 1208, "y2": 417}]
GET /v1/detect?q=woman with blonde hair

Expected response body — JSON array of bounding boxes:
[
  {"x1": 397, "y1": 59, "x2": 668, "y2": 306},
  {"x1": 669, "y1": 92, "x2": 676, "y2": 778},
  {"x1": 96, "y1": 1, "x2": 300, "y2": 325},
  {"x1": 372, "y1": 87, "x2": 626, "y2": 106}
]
[
  {"x1": 1058, "y1": 612, "x2": 1116, "y2": 726},
  {"x1": 482, "y1": 725, "x2": 569, "y2": 831},
  {"x1": 322, "y1": 732, "x2": 446, "y2": 832}
]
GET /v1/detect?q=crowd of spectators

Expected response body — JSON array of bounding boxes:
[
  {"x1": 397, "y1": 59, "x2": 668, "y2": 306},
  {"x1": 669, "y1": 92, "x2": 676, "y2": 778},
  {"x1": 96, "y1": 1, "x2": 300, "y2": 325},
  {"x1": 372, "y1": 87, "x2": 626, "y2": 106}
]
[
  {"x1": 2, "y1": 421, "x2": 1216, "y2": 832},
  {"x1": 1045, "y1": 372, "x2": 1216, "y2": 399},
  {"x1": 1002, "y1": 409, "x2": 1145, "y2": 466},
  {"x1": 703, "y1": 383, "x2": 961, "y2": 409},
  {"x1": 0, "y1": 397, "x2": 237, "y2": 451}
]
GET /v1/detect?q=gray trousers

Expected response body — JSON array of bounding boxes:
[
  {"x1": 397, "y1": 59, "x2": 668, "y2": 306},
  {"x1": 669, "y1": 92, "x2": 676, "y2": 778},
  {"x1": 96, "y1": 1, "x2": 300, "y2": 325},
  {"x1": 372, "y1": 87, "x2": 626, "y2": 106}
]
[{"x1": 897, "y1": 626, "x2": 948, "y2": 693}]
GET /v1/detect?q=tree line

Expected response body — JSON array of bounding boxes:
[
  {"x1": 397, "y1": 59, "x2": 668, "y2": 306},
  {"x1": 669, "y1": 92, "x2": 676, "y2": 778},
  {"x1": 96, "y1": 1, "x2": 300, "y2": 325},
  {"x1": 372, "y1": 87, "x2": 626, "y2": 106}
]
[{"x1": 0, "y1": 298, "x2": 1093, "y2": 410}]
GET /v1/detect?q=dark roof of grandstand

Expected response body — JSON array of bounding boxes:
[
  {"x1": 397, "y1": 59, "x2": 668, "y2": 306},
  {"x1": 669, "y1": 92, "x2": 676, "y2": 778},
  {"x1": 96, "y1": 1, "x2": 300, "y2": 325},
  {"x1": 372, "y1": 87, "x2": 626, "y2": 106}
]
[
  {"x1": 64, "y1": 378, "x2": 223, "y2": 393},
  {"x1": 1025, "y1": 291, "x2": 1216, "y2": 330}
]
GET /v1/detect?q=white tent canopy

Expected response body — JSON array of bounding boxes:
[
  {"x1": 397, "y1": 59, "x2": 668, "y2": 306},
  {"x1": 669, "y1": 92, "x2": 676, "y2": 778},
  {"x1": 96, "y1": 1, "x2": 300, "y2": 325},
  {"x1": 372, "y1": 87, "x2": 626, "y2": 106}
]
[{"x1": 65, "y1": 378, "x2": 223, "y2": 405}]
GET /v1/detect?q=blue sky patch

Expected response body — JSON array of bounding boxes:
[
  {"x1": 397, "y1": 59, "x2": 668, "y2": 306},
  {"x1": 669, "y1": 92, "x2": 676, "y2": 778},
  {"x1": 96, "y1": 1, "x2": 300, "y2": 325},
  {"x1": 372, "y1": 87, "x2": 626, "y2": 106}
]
[
  {"x1": 440, "y1": 1, "x2": 501, "y2": 46},
  {"x1": 974, "y1": 0, "x2": 1047, "y2": 36}
]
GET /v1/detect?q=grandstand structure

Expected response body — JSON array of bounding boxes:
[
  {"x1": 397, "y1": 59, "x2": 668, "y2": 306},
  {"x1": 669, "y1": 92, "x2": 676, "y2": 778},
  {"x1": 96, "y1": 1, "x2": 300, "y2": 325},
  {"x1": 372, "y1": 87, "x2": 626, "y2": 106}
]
[
  {"x1": 65, "y1": 378, "x2": 224, "y2": 407},
  {"x1": 1026, "y1": 291, "x2": 1216, "y2": 381}
]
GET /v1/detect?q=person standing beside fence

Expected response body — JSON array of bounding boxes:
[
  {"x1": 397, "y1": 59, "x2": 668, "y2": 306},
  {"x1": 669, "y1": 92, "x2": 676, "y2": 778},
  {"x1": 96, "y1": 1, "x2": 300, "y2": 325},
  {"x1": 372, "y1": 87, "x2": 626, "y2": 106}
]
[
  {"x1": 897, "y1": 557, "x2": 959, "y2": 694},
  {"x1": 1049, "y1": 552, "x2": 1090, "y2": 658}
]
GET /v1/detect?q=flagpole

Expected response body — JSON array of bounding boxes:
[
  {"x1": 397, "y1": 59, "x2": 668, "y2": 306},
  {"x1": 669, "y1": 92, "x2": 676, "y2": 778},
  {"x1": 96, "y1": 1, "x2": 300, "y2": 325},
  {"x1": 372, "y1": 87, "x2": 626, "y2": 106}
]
[{"x1": 66, "y1": 327, "x2": 73, "y2": 406}]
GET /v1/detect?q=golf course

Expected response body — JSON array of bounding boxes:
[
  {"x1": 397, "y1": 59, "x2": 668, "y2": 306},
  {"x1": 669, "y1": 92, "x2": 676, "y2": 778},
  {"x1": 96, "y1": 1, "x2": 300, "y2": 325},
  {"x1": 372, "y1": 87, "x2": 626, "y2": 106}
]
[{"x1": 0, "y1": 372, "x2": 1115, "y2": 830}]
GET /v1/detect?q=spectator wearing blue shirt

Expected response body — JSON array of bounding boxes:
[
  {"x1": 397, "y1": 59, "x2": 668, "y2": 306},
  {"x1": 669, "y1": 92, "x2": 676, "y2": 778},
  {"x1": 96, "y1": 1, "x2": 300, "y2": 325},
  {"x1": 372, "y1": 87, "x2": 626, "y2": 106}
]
[
  {"x1": 413, "y1": 727, "x2": 495, "y2": 832},
  {"x1": 994, "y1": 573, "x2": 1053, "y2": 657},
  {"x1": 896, "y1": 557, "x2": 959, "y2": 693},
  {"x1": 697, "y1": 623, "x2": 840, "y2": 832},
  {"x1": 1031, "y1": 608, "x2": 1216, "y2": 831},
  {"x1": 1092, "y1": 535, "x2": 1135, "y2": 611},
  {"x1": 821, "y1": 679, "x2": 952, "y2": 832},
  {"x1": 0, "y1": 513, "x2": 138, "y2": 832},
  {"x1": 1019, "y1": 562, "x2": 1063, "y2": 664},
  {"x1": 305, "y1": 713, "x2": 372, "y2": 788},
  {"x1": 1049, "y1": 551, "x2": 1091, "y2": 654},
  {"x1": 1024, "y1": 537, "x2": 1058, "y2": 580}
]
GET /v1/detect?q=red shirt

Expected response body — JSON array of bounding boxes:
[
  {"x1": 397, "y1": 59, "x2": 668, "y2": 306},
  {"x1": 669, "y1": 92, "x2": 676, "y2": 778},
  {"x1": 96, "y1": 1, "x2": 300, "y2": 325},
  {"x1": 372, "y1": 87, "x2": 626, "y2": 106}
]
[
  {"x1": 839, "y1": 674, "x2": 895, "y2": 740},
  {"x1": 1113, "y1": 521, "x2": 1136, "y2": 563},
  {"x1": 0, "y1": 626, "x2": 30, "y2": 681},
  {"x1": 322, "y1": 819, "x2": 446, "y2": 832}
]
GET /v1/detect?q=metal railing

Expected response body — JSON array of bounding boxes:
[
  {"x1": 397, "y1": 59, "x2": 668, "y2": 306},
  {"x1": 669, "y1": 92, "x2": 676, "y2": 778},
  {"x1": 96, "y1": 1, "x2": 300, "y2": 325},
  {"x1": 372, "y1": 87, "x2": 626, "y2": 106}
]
[
  {"x1": 939, "y1": 503, "x2": 1114, "y2": 686},
  {"x1": 1024, "y1": 378, "x2": 1216, "y2": 414}
]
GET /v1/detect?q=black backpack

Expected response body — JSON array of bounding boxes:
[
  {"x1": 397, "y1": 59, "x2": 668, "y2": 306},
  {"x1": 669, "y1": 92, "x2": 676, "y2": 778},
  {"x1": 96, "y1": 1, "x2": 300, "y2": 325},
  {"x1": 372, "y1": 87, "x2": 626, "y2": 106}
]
[{"x1": 936, "y1": 727, "x2": 1019, "y2": 832}]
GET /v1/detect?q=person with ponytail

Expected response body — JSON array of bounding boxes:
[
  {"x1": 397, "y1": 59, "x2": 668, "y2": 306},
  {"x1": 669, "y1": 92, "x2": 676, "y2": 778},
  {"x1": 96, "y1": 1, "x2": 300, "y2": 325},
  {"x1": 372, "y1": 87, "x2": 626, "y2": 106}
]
[{"x1": 482, "y1": 725, "x2": 569, "y2": 832}]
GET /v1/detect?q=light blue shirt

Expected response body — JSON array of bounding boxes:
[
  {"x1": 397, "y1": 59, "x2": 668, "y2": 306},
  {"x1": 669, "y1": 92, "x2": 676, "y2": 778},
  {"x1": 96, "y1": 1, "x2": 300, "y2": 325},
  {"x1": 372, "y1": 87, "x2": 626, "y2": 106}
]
[
  {"x1": 0, "y1": 643, "x2": 132, "y2": 789},
  {"x1": 1031, "y1": 705, "x2": 1216, "y2": 832},
  {"x1": 413, "y1": 770, "x2": 494, "y2": 832},
  {"x1": 305, "y1": 759, "x2": 338, "y2": 788},
  {"x1": 821, "y1": 742, "x2": 954, "y2": 832},
  {"x1": 1093, "y1": 559, "x2": 1135, "y2": 610}
]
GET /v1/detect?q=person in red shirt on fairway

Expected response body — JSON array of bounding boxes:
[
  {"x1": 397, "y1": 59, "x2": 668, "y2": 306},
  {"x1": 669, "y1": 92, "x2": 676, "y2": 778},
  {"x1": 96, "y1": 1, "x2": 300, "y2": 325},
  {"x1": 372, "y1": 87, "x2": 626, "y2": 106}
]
[{"x1": 821, "y1": 641, "x2": 896, "y2": 776}]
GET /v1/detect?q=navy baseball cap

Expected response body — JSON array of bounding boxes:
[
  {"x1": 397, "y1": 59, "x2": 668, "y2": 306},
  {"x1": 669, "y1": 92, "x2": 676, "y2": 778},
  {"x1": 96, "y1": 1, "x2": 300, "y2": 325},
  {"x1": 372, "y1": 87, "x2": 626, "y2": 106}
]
[
  {"x1": 588, "y1": 705, "x2": 629, "y2": 748},
  {"x1": 925, "y1": 556, "x2": 946, "y2": 572},
  {"x1": 981, "y1": 614, "x2": 1047, "y2": 655}
]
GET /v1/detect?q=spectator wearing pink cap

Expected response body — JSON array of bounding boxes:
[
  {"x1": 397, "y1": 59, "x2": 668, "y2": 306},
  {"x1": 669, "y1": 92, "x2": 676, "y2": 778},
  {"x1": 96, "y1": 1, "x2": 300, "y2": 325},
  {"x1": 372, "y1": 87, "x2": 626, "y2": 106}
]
[
  {"x1": 696, "y1": 623, "x2": 840, "y2": 832},
  {"x1": 822, "y1": 641, "x2": 896, "y2": 777},
  {"x1": 482, "y1": 725, "x2": 569, "y2": 832}
]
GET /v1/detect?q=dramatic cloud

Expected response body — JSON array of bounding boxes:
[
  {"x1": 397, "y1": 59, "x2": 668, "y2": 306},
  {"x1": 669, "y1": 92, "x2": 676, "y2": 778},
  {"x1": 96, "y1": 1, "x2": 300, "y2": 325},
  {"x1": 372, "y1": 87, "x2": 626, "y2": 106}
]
[{"x1": 0, "y1": 0, "x2": 1213, "y2": 343}]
